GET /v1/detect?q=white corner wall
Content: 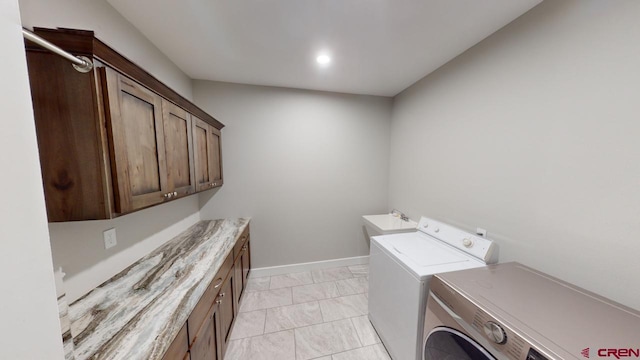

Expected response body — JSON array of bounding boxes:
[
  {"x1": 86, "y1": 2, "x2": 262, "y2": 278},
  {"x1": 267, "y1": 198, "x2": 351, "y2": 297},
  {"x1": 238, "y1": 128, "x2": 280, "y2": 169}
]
[
  {"x1": 0, "y1": 0, "x2": 64, "y2": 358},
  {"x1": 18, "y1": 0, "x2": 201, "y2": 302},
  {"x1": 193, "y1": 82, "x2": 392, "y2": 268},
  {"x1": 389, "y1": 0, "x2": 640, "y2": 310}
]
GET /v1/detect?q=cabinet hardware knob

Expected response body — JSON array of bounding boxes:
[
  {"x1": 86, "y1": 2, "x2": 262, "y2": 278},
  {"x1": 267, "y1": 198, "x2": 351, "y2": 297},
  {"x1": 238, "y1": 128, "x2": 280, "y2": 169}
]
[
  {"x1": 220, "y1": 292, "x2": 225, "y2": 297},
  {"x1": 242, "y1": 245, "x2": 248, "y2": 251},
  {"x1": 215, "y1": 299, "x2": 222, "y2": 304},
  {"x1": 173, "y1": 191, "x2": 177, "y2": 196}
]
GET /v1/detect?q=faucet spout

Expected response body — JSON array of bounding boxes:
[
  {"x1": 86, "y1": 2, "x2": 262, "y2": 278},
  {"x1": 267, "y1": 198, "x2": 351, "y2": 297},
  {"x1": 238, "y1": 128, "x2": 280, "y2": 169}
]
[{"x1": 391, "y1": 209, "x2": 410, "y2": 222}]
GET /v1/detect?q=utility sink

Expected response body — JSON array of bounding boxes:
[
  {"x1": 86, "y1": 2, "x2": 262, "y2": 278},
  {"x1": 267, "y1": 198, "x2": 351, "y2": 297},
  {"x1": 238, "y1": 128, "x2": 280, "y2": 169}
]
[{"x1": 362, "y1": 214, "x2": 418, "y2": 237}]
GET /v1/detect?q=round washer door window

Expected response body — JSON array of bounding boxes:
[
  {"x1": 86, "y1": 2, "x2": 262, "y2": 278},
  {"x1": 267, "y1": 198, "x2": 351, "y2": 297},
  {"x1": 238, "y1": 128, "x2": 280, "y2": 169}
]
[{"x1": 424, "y1": 327, "x2": 496, "y2": 360}]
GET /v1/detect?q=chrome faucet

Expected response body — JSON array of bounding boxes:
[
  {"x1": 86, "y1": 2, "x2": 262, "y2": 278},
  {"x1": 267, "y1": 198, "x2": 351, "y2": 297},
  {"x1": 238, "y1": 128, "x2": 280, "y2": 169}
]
[{"x1": 391, "y1": 209, "x2": 410, "y2": 222}]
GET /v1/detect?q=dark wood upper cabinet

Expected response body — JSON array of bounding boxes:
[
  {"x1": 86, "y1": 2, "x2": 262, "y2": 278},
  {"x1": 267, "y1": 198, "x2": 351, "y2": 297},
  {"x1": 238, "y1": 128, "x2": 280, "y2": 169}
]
[
  {"x1": 102, "y1": 67, "x2": 169, "y2": 213},
  {"x1": 192, "y1": 117, "x2": 223, "y2": 192},
  {"x1": 24, "y1": 28, "x2": 223, "y2": 221},
  {"x1": 162, "y1": 99, "x2": 196, "y2": 197}
]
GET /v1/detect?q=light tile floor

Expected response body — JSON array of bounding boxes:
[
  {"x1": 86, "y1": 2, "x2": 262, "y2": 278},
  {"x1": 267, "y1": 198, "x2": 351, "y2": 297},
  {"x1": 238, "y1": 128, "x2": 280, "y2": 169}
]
[{"x1": 225, "y1": 265, "x2": 391, "y2": 360}]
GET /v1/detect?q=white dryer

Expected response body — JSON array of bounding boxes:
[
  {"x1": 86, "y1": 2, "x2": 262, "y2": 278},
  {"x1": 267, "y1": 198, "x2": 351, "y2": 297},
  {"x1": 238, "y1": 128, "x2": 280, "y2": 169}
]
[{"x1": 368, "y1": 216, "x2": 498, "y2": 360}]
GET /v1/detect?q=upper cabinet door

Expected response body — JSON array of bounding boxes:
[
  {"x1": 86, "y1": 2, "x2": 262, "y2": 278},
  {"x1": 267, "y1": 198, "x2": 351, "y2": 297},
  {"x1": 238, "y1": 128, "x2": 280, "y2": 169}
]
[
  {"x1": 162, "y1": 99, "x2": 195, "y2": 197},
  {"x1": 102, "y1": 67, "x2": 168, "y2": 213},
  {"x1": 193, "y1": 116, "x2": 223, "y2": 191},
  {"x1": 209, "y1": 126, "x2": 223, "y2": 187}
]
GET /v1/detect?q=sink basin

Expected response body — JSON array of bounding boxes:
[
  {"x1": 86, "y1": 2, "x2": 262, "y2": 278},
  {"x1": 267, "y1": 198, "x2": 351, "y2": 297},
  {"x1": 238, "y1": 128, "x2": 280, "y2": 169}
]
[{"x1": 362, "y1": 214, "x2": 418, "y2": 237}]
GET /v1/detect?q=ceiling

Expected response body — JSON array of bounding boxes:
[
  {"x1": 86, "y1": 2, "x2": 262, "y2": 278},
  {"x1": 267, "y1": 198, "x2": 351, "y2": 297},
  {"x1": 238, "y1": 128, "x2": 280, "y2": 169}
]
[{"x1": 107, "y1": 0, "x2": 542, "y2": 97}]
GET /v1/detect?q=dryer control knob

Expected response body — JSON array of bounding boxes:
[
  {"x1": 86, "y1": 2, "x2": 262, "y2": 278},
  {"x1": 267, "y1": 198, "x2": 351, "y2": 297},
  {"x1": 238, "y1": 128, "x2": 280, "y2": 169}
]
[
  {"x1": 483, "y1": 321, "x2": 507, "y2": 344},
  {"x1": 434, "y1": 228, "x2": 440, "y2": 233},
  {"x1": 463, "y1": 238, "x2": 473, "y2": 247}
]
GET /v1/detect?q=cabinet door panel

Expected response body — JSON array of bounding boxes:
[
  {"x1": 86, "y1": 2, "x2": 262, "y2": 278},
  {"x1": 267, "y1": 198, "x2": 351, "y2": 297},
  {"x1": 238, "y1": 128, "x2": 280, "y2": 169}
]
[
  {"x1": 162, "y1": 100, "x2": 195, "y2": 196},
  {"x1": 161, "y1": 323, "x2": 188, "y2": 360},
  {"x1": 209, "y1": 127, "x2": 222, "y2": 186},
  {"x1": 121, "y1": 91, "x2": 162, "y2": 195},
  {"x1": 192, "y1": 117, "x2": 212, "y2": 191},
  {"x1": 102, "y1": 68, "x2": 167, "y2": 213},
  {"x1": 219, "y1": 274, "x2": 235, "y2": 356},
  {"x1": 242, "y1": 240, "x2": 251, "y2": 288},
  {"x1": 193, "y1": 116, "x2": 223, "y2": 192},
  {"x1": 190, "y1": 304, "x2": 221, "y2": 360},
  {"x1": 234, "y1": 260, "x2": 242, "y2": 316}
]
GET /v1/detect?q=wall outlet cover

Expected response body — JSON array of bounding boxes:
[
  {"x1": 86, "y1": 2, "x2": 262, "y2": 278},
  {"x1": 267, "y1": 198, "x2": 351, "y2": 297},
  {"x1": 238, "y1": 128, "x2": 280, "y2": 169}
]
[
  {"x1": 103, "y1": 228, "x2": 117, "y2": 249},
  {"x1": 476, "y1": 228, "x2": 487, "y2": 237}
]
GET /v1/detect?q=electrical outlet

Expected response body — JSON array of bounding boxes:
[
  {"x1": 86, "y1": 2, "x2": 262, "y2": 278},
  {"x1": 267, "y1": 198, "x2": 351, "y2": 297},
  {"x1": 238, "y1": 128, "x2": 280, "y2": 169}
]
[
  {"x1": 103, "y1": 228, "x2": 117, "y2": 249},
  {"x1": 476, "y1": 228, "x2": 487, "y2": 237}
]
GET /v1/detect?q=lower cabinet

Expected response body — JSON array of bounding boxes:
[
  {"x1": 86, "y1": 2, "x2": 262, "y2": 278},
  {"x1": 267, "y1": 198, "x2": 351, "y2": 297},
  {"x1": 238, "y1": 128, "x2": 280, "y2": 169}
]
[
  {"x1": 218, "y1": 272, "x2": 236, "y2": 356},
  {"x1": 190, "y1": 303, "x2": 221, "y2": 360},
  {"x1": 162, "y1": 324, "x2": 189, "y2": 360},
  {"x1": 233, "y1": 237, "x2": 251, "y2": 314},
  {"x1": 162, "y1": 227, "x2": 250, "y2": 360},
  {"x1": 241, "y1": 240, "x2": 251, "y2": 290}
]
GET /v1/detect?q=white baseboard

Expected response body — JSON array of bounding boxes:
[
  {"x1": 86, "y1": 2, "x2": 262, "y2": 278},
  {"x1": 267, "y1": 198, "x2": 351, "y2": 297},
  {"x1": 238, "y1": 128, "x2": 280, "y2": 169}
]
[{"x1": 250, "y1": 255, "x2": 369, "y2": 278}]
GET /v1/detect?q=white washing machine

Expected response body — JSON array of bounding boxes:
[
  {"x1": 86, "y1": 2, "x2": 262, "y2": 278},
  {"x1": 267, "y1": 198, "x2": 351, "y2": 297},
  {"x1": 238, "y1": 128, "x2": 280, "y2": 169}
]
[
  {"x1": 423, "y1": 262, "x2": 640, "y2": 360},
  {"x1": 368, "y1": 216, "x2": 498, "y2": 360}
]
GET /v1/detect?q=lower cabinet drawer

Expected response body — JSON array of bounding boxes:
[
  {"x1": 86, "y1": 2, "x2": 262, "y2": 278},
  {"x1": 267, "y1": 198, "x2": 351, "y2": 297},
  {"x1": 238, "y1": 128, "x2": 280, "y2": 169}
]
[{"x1": 233, "y1": 227, "x2": 249, "y2": 259}]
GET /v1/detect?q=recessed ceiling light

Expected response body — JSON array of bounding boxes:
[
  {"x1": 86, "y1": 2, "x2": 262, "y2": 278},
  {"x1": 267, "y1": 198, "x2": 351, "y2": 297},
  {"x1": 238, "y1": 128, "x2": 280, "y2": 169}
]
[{"x1": 316, "y1": 54, "x2": 331, "y2": 65}]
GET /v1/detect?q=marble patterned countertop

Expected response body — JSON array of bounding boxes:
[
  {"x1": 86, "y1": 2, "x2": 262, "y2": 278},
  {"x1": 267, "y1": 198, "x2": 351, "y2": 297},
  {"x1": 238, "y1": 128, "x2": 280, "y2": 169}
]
[{"x1": 68, "y1": 218, "x2": 250, "y2": 360}]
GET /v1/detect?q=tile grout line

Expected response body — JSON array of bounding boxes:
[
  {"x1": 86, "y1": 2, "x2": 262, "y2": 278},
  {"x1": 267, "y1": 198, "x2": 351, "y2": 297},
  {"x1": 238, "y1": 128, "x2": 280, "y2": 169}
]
[
  {"x1": 318, "y1": 299, "x2": 325, "y2": 323},
  {"x1": 293, "y1": 328, "x2": 297, "y2": 360},
  {"x1": 349, "y1": 317, "x2": 364, "y2": 348}
]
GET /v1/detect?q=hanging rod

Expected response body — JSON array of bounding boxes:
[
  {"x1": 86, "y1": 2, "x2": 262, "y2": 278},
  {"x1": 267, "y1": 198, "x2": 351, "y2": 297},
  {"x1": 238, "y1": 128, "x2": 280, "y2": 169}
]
[{"x1": 22, "y1": 28, "x2": 93, "y2": 73}]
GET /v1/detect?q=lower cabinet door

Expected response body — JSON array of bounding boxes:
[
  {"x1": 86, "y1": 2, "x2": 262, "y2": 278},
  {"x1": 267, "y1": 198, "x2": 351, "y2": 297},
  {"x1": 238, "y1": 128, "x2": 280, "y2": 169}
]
[
  {"x1": 162, "y1": 323, "x2": 189, "y2": 360},
  {"x1": 233, "y1": 259, "x2": 243, "y2": 316},
  {"x1": 190, "y1": 304, "x2": 221, "y2": 360},
  {"x1": 242, "y1": 240, "x2": 251, "y2": 289},
  {"x1": 218, "y1": 273, "x2": 236, "y2": 357}
]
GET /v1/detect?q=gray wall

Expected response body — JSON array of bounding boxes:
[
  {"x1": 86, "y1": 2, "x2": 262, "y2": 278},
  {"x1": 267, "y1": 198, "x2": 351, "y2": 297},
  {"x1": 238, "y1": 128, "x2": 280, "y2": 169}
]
[
  {"x1": 19, "y1": 0, "x2": 201, "y2": 302},
  {"x1": 0, "y1": 0, "x2": 64, "y2": 357},
  {"x1": 19, "y1": 0, "x2": 193, "y2": 99},
  {"x1": 389, "y1": 0, "x2": 640, "y2": 310},
  {"x1": 194, "y1": 81, "x2": 392, "y2": 268}
]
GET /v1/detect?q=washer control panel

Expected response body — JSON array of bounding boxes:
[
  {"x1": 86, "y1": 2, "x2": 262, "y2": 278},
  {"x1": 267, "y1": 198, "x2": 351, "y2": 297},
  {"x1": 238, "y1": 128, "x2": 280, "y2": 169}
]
[{"x1": 417, "y1": 217, "x2": 496, "y2": 263}]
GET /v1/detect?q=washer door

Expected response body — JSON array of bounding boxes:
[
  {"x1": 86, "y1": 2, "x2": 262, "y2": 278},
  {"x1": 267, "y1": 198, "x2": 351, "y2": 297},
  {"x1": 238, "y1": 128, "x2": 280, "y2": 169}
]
[{"x1": 424, "y1": 327, "x2": 496, "y2": 360}]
